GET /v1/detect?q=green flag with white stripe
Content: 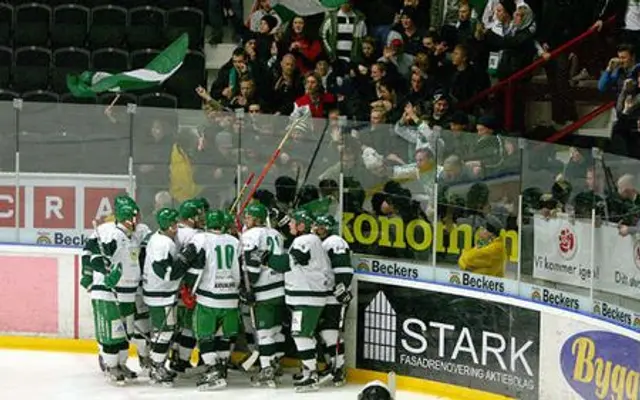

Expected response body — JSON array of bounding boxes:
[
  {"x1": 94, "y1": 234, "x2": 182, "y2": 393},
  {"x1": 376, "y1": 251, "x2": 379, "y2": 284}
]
[{"x1": 67, "y1": 33, "x2": 189, "y2": 98}]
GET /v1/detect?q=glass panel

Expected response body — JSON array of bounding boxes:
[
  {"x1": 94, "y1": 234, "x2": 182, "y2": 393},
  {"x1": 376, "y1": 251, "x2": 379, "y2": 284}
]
[
  {"x1": 17, "y1": 102, "x2": 131, "y2": 245},
  {"x1": 131, "y1": 105, "x2": 179, "y2": 230},
  {"x1": 0, "y1": 100, "x2": 18, "y2": 242},
  {"x1": 592, "y1": 150, "x2": 640, "y2": 327},
  {"x1": 436, "y1": 124, "x2": 521, "y2": 287},
  {"x1": 520, "y1": 140, "x2": 595, "y2": 309}
]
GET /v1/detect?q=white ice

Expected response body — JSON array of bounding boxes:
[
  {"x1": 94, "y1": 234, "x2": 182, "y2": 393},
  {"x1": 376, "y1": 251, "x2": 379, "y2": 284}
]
[{"x1": 0, "y1": 350, "x2": 446, "y2": 400}]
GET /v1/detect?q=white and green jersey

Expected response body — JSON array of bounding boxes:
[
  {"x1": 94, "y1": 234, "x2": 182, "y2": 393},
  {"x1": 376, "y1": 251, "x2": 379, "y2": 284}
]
[
  {"x1": 191, "y1": 232, "x2": 241, "y2": 309},
  {"x1": 89, "y1": 222, "x2": 140, "y2": 303},
  {"x1": 322, "y1": 234, "x2": 353, "y2": 305},
  {"x1": 142, "y1": 231, "x2": 183, "y2": 307},
  {"x1": 241, "y1": 226, "x2": 285, "y2": 302},
  {"x1": 272, "y1": 233, "x2": 333, "y2": 307},
  {"x1": 176, "y1": 223, "x2": 199, "y2": 251}
]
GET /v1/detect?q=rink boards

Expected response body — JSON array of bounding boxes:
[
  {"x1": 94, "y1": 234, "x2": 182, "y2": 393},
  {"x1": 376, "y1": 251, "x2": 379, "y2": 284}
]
[{"x1": 0, "y1": 244, "x2": 638, "y2": 400}]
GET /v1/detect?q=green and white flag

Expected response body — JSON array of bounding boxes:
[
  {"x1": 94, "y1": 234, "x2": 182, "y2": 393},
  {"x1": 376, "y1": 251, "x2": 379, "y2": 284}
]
[
  {"x1": 270, "y1": 0, "x2": 347, "y2": 21},
  {"x1": 67, "y1": 33, "x2": 189, "y2": 98}
]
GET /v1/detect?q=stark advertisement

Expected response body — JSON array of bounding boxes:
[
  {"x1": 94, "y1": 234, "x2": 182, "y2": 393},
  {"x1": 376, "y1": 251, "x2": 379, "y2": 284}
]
[
  {"x1": 539, "y1": 313, "x2": 640, "y2": 400},
  {"x1": 356, "y1": 281, "x2": 541, "y2": 399}
]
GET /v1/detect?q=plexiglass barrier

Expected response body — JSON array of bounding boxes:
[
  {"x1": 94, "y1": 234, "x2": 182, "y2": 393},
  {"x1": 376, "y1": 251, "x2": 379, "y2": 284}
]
[{"x1": 0, "y1": 99, "x2": 637, "y2": 330}]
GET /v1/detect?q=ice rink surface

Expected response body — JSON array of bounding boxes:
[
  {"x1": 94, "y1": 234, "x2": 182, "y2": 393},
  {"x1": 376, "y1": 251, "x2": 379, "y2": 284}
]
[{"x1": 0, "y1": 350, "x2": 446, "y2": 400}]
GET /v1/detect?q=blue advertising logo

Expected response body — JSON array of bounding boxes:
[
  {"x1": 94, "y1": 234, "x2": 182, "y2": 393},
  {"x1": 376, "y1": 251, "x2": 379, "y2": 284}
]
[{"x1": 560, "y1": 330, "x2": 639, "y2": 399}]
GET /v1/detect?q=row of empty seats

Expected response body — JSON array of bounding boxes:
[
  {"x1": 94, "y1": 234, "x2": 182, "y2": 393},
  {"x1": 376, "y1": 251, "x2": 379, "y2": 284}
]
[
  {"x1": 2, "y1": 0, "x2": 203, "y2": 10},
  {"x1": 0, "y1": 4, "x2": 204, "y2": 49},
  {"x1": 0, "y1": 46, "x2": 205, "y2": 108},
  {"x1": 0, "y1": 89, "x2": 181, "y2": 108}
]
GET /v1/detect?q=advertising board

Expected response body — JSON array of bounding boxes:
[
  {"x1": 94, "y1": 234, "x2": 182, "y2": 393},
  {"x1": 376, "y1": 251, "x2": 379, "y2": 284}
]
[
  {"x1": 539, "y1": 313, "x2": 640, "y2": 400},
  {"x1": 0, "y1": 172, "x2": 132, "y2": 245},
  {"x1": 356, "y1": 280, "x2": 541, "y2": 399}
]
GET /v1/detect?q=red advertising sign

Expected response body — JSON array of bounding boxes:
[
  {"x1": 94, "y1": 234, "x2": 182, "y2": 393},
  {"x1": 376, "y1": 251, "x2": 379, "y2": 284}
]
[
  {"x1": 0, "y1": 186, "x2": 25, "y2": 228},
  {"x1": 84, "y1": 187, "x2": 125, "y2": 229},
  {"x1": 33, "y1": 187, "x2": 76, "y2": 229}
]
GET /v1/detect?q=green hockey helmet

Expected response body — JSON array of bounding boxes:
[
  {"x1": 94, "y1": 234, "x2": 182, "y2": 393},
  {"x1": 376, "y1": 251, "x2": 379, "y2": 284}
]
[
  {"x1": 179, "y1": 199, "x2": 201, "y2": 220},
  {"x1": 314, "y1": 214, "x2": 337, "y2": 233},
  {"x1": 156, "y1": 208, "x2": 179, "y2": 231},
  {"x1": 222, "y1": 211, "x2": 236, "y2": 227},
  {"x1": 206, "y1": 210, "x2": 225, "y2": 230},
  {"x1": 115, "y1": 203, "x2": 138, "y2": 224},
  {"x1": 244, "y1": 203, "x2": 268, "y2": 222},
  {"x1": 195, "y1": 197, "x2": 211, "y2": 212},
  {"x1": 291, "y1": 209, "x2": 313, "y2": 228}
]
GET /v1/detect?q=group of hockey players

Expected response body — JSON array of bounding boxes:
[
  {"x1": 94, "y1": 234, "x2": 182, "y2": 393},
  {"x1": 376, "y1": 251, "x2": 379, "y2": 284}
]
[{"x1": 80, "y1": 193, "x2": 353, "y2": 393}]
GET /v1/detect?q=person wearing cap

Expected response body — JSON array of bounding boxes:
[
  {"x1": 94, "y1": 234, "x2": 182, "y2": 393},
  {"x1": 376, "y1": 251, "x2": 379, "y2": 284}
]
[
  {"x1": 458, "y1": 214, "x2": 507, "y2": 277},
  {"x1": 466, "y1": 115, "x2": 505, "y2": 177},
  {"x1": 255, "y1": 14, "x2": 278, "y2": 61}
]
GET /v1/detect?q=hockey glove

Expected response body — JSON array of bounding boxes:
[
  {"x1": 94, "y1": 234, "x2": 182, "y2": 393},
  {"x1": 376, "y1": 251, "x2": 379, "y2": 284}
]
[
  {"x1": 180, "y1": 285, "x2": 196, "y2": 310},
  {"x1": 80, "y1": 275, "x2": 93, "y2": 291},
  {"x1": 334, "y1": 283, "x2": 353, "y2": 304},
  {"x1": 104, "y1": 263, "x2": 123, "y2": 289},
  {"x1": 239, "y1": 286, "x2": 256, "y2": 306}
]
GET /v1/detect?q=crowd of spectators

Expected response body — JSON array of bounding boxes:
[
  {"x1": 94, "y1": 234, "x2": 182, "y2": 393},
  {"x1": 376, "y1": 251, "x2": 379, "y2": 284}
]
[{"x1": 136, "y1": 0, "x2": 640, "y2": 279}]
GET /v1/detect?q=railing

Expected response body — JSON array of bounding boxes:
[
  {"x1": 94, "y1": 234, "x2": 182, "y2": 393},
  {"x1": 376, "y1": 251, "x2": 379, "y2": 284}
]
[
  {"x1": 459, "y1": 16, "x2": 616, "y2": 132},
  {"x1": 0, "y1": 100, "x2": 638, "y2": 331}
]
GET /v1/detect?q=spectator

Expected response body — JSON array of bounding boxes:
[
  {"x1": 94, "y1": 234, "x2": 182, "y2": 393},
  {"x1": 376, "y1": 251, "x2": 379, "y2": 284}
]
[
  {"x1": 293, "y1": 72, "x2": 336, "y2": 119},
  {"x1": 320, "y1": 1, "x2": 368, "y2": 70},
  {"x1": 278, "y1": 16, "x2": 323, "y2": 74},
  {"x1": 270, "y1": 54, "x2": 304, "y2": 115},
  {"x1": 388, "y1": 8, "x2": 426, "y2": 55},
  {"x1": 598, "y1": 43, "x2": 637, "y2": 94},
  {"x1": 379, "y1": 39, "x2": 416, "y2": 79},
  {"x1": 467, "y1": 115, "x2": 505, "y2": 177},
  {"x1": 246, "y1": 0, "x2": 282, "y2": 34},
  {"x1": 458, "y1": 214, "x2": 507, "y2": 277}
]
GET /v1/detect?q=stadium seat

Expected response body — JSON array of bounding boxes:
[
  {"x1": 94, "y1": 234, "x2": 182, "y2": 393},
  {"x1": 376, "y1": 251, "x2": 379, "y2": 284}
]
[
  {"x1": 22, "y1": 90, "x2": 59, "y2": 103},
  {"x1": 139, "y1": 92, "x2": 177, "y2": 108},
  {"x1": 14, "y1": 3, "x2": 51, "y2": 47},
  {"x1": 52, "y1": 4, "x2": 89, "y2": 48},
  {"x1": 89, "y1": 5, "x2": 127, "y2": 49},
  {"x1": 130, "y1": 48, "x2": 161, "y2": 69},
  {"x1": 164, "y1": 49, "x2": 205, "y2": 109},
  {"x1": 92, "y1": 48, "x2": 129, "y2": 74},
  {"x1": 130, "y1": 48, "x2": 161, "y2": 95},
  {"x1": 97, "y1": 91, "x2": 137, "y2": 106},
  {"x1": 0, "y1": 89, "x2": 19, "y2": 102},
  {"x1": 165, "y1": 7, "x2": 203, "y2": 49},
  {"x1": 52, "y1": 47, "x2": 90, "y2": 94},
  {"x1": 13, "y1": 46, "x2": 51, "y2": 92},
  {"x1": 128, "y1": 6, "x2": 165, "y2": 50},
  {"x1": 0, "y1": 4, "x2": 13, "y2": 47},
  {"x1": 0, "y1": 46, "x2": 12, "y2": 90},
  {"x1": 60, "y1": 92, "x2": 96, "y2": 104},
  {"x1": 158, "y1": 0, "x2": 192, "y2": 10}
]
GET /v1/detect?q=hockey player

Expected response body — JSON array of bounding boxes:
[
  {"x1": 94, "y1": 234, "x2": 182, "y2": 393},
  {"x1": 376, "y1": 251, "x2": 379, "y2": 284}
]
[
  {"x1": 141, "y1": 208, "x2": 186, "y2": 385},
  {"x1": 131, "y1": 212, "x2": 152, "y2": 372},
  {"x1": 183, "y1": 210, "x2": 242, "y2": 391},
  {"x1": 314, "y1": 214, "x2": 353, "y2": 386},
  {"x1": 267, "y1": 209, "x2": 333, "y2": 392},
  {"x1": 240, "y1": 203, "x2": 286, "y2": 387},
  {"x1": 87, "y1": 199, "x2": 141, "y2": 384},
  {"x1": 171, "y1": 199, "x2": 206, "y2": 373},
  {"x1": 82, "y1": 194, "x2": 139, "y2": 374}
]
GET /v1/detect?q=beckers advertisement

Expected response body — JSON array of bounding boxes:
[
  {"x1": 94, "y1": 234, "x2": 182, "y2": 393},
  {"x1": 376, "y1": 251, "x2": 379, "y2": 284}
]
[{"x1": 356, "y1": 280, "x2": 541, "y2": 399}]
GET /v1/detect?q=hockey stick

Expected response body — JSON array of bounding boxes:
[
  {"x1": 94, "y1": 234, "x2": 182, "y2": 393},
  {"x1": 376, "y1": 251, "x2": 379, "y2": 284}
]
[
  {"x1": 334, "y1": 303, "x2": 347, "y2": 375},
  {"x1": 92, "y1": 220, "x2": 151, "y2": 342},
  {"x1": 230, "y1": 172, "x2": 256, "y2": 215},
  {"x1": 292, "y1": 117, "x2": 331, "y2": 208},
  {"x1": 237, "y1": 111, "x2": 310, "y2": 217}
]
